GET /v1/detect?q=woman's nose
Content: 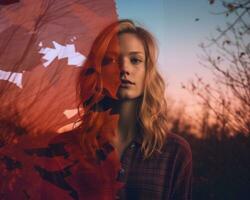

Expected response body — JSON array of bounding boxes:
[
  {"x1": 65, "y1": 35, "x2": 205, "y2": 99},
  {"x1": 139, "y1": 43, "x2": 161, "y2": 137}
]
[{"x1": 119, "y1": 58, "x2": 130, "y2": 75}]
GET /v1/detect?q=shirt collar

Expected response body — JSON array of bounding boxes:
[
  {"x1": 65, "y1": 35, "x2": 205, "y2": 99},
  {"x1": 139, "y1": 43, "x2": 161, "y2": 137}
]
[{"x1": 133, "y1": 132, "x2": 143, "y2": 145}]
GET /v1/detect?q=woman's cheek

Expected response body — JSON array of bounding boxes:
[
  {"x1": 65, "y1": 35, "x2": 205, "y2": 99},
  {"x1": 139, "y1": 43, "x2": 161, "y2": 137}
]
[{"x1": 102, "y1": 65, "x2": 121, "y2": 99}]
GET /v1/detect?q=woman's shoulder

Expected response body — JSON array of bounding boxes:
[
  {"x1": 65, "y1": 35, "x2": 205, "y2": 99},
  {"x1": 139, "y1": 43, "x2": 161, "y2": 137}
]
[
  {"x1": 162, "y1": 132, "x2": 192, "y2": 162},
  {"x1": 165, "y1": 133, "x2": 191, "y2": 150}
]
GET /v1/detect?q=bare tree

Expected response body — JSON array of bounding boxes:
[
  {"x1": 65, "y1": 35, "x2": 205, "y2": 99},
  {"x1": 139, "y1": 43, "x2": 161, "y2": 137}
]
[{"x1": 185, "y1": 0, "x2": 250, "y2": 135}]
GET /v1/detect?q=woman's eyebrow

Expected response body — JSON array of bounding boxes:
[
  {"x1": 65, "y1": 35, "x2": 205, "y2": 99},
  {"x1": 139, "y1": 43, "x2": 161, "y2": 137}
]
[{"x1": 129, "y1": 51, "x2": 144, "y2": 56}]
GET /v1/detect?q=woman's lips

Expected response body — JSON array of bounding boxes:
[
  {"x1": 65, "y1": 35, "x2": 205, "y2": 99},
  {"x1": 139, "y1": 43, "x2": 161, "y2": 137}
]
[{"x1": 120, "y1": 79, "x2": 135, "y2": 87}]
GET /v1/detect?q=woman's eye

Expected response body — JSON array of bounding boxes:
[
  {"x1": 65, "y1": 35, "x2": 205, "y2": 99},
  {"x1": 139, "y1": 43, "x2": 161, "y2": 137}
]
[
  {"x1": 101, "y1": 56, "x2": 116, "y2": 66},
  {"x1": 130, "y1": 57, "x2": 142, "y2": 65}
]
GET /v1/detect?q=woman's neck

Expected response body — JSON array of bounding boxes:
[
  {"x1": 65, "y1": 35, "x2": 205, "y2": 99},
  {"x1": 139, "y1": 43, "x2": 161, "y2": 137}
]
[
  {"x1": 107, "y1": 97, "x2": 141, "y2": 158},
  {"x1": 117, "y1": 98, "x2": 139, "y2": 143},
  {"x1": 95, "y1": 96, "x2": 139, "y2": 141}
]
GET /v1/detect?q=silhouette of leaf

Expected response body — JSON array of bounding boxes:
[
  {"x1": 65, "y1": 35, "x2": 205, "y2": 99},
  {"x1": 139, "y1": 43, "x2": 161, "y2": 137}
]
[
  {"x1": 0, "y1": 155, "x2": 22, "y2": 171},
  {"x1": 227, "y1": 3, "x2": 236, "y2": 12},
  {"x1": 208, "y1": 0, "x2": 215, "y2": 5},
  {"x1": 239, "y1": 52, "x2": 245, "y2": 58},
  {"x1": 223, "y1": 40, "x2": 231, "y2": 45}
]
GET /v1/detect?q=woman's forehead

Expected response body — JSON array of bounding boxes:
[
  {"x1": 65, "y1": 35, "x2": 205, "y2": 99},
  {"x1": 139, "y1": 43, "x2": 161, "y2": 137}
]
[
  {"x1": 106, "y1": 35, "x2": 120, "y2": 54},
  {"x1": 106, "y1": 33, "x2": 145, "y2": 56}
]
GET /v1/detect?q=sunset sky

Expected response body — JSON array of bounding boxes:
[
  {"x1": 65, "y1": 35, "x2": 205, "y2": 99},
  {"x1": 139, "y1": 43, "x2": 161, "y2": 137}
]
[
  {"x1": 116, "y1": 0, "x2": 231, "y2": 108},
  {"x1": 0, "y1": 0, "x2": 238, "y2": 132}
]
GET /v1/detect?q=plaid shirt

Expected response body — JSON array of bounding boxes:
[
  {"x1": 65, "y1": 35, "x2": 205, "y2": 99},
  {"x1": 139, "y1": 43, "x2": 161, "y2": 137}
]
[
  {"x1": 116, "y1": 133, "x2": 192, "y2": 200},
  {"x1": 0, "y1": 130, "x2": 191, "y2": 199}
]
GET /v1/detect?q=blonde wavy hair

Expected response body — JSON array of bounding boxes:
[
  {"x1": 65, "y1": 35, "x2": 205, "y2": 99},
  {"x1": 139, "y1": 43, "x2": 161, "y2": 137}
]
[{"x1": 78, "y1": 19, "x2": 168, "y2": 159}]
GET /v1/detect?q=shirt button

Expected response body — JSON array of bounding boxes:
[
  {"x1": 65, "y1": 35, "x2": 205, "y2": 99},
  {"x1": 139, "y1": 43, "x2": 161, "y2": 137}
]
[
  {"x1": 119, "y1": 168, "x2": 125, "y2": 176},
  {"x1": 130, "y1": 143, "x2": 136, "y2": 149},
  {"x1": 117, "y1": 168, "x2": 125, "y2": 181}
]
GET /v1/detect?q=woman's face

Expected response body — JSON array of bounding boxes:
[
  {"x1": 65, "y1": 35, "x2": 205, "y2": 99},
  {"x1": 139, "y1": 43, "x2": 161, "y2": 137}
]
[{"x1": 102, "y1": 33, "x2": 146, "y2": 100}]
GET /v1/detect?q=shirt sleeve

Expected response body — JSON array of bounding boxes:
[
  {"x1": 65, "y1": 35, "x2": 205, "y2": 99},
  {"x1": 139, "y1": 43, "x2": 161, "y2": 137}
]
[
  {"x1": 172, "y1": 159, "x2": 192, "y2": 200},
  {"x1": 166, "y1": 135, "x2": 193, "y2": 200}
]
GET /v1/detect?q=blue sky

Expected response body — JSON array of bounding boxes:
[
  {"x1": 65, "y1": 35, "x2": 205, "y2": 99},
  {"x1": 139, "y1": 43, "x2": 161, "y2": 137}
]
[{"x1": 115, "y1": 0, "x2": 231, "y2": 105}]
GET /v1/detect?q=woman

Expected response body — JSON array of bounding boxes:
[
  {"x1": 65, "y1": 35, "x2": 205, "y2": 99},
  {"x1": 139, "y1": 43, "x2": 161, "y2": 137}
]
[
  {"x1": 0, "y1": 19, "x2": 191, "y2": 200},
  {"x1": 75, "y1": 19, "x2": 192, "y2": 199}
]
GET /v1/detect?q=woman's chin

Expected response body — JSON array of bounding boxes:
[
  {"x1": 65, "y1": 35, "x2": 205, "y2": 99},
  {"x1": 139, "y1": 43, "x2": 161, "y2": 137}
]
[
  {"x1": 116, "y1": 91, "x2": 129, "y2": 100},
  {"x1": 116, "y1": 94, "x2": 142, "y2": 102}
]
